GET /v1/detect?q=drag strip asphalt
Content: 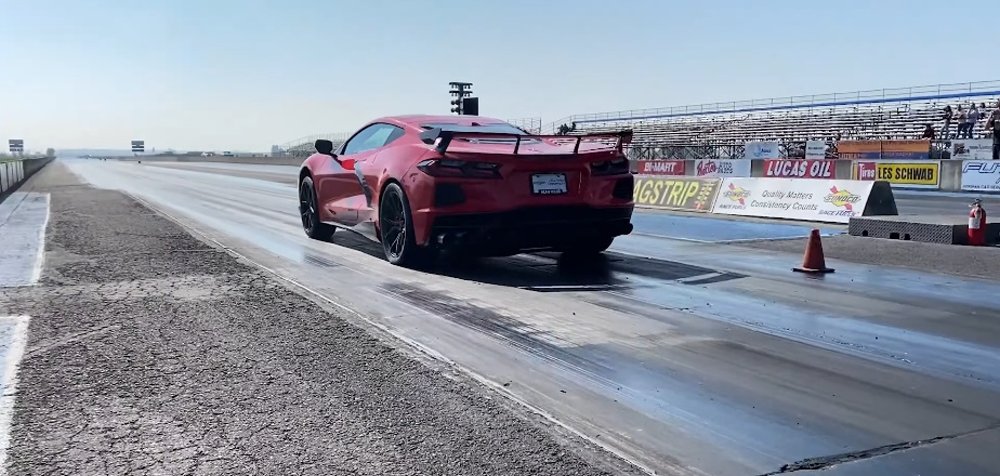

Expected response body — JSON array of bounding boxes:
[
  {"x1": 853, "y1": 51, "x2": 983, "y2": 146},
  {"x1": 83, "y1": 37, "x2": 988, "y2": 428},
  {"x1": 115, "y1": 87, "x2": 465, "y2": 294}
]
[{"x1": 60, "y1": 159, "x2": 1000, "y2": 476}]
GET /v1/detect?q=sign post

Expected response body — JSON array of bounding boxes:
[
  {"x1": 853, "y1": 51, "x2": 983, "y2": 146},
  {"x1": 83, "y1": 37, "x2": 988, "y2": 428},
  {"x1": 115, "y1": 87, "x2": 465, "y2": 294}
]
[{"x1": 131, "y1": 140, "x2": 145, "y2": 155}]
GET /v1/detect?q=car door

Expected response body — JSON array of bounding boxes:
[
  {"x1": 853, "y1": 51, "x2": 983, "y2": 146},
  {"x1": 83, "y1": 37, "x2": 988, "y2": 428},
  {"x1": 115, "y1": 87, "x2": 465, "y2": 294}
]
[{"x1": 316, "y1": 123, "x2": 402, "y2": 226}]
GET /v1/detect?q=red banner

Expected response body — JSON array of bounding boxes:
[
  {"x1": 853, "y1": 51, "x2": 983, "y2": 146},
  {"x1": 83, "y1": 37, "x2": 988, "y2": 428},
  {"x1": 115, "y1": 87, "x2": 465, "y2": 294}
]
[
  {"x1": 637, "y1": 160, "x2": 686, "y2": 176},
  {"x1": 763, "y1": 159, "x2": 836, "y2": 179},
  {"x1": 854, "y1": 161, "x2": 877, "y2": 180}
]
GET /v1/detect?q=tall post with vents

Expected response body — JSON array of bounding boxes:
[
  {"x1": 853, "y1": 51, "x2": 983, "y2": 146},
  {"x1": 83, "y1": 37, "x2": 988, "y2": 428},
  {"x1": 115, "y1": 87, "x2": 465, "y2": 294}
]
[{"x1": 449, "y1": 82, "x2": 475, "y2": 115}]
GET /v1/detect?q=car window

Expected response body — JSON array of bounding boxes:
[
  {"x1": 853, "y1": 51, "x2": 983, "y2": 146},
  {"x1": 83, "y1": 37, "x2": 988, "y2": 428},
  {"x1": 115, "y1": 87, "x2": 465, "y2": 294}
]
[
  {"x1": 342, "y1": 123, "x2": 404, "y2": 155},
  {"x1": 421, "y1": 123, "x2": 528, "y2": 135}
]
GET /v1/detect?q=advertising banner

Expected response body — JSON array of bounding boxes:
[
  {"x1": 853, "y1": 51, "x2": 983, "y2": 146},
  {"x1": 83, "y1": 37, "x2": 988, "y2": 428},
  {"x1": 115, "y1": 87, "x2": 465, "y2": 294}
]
[
  {"x1": 881, "y1": 140, "x2": 930, "y2": 160},
  {"x1": 712, "y1": 178, "x2": 876, "y2": 224},
  {"x1": 763, "y1": 159, "x2": 837, "y2": 179},
  {"x1": 951, "y1": 139, "x2": 994, "y2": 161},
  {"x1": 743, "y1": 141, "x2": 781, "y2": 160},
  {"x1": 836, "y1": 140, "x2": 881, "y2": 160},
  {"x1": 636, "y1": 160, "x2": 686, "y2": 176},
  {"x1": 805, "y1": 141, "x2": 828, "y2": 160},
  {"x1": 961, "y1": 160, "x2": 1000, "y2": 192},
  {"x1": 633, "y1": 176, "x2": 720, "y2": 212},
  {"x1": 853, "y1": 160, "x2": 940, "y2": 189},
  {"x1": 694, "y1": 159, "x2": 751, "y2": 177}
]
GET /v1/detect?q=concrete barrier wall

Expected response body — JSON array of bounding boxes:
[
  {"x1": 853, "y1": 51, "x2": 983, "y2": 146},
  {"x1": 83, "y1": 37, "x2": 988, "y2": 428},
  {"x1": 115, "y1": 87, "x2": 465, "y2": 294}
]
[
  {"x1": 631, "y1": 158, "x2": 996, "y2": 193},
  {"x1": 0, "y1": 157, "x2": 55, "y2": 202}
]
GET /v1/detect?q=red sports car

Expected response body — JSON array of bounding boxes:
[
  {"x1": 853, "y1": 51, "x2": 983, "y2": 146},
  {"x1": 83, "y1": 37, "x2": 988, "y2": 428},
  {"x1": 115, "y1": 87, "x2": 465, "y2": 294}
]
[{"x1": 298, "y1": 114, "x2": 635, "y2": 266}]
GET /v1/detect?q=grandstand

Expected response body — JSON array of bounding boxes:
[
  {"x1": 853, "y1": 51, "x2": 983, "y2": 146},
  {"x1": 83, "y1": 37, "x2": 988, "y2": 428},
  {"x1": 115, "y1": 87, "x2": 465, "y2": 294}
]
[
  {"x1": 275, "y1": 81, "x2": 998, "y2": 159},
  {"x1": 275, "y1": 132, "x2": 351, "y2": 157},
  {"x1": 548, "y1": 80, "x2": 1000, "y2": 159}
]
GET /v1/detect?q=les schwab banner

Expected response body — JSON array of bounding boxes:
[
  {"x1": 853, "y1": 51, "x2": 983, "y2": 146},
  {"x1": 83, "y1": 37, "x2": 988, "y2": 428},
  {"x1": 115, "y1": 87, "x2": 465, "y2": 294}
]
[
  {"x1": 636, "y1": 160, "x2": 686, "y2": 176},
  {"x1": 633, "y1": 177, "x2": 720, "y2": 212},
  {"x1": 712, "y1": 178, "x2": 875, "y2": 224},
  {"x1": 853, "y1": 160, "x2": 940, "y2": 189},
  {"x1": 763, "y1": 159, "x2": 837, "y2": 179}
]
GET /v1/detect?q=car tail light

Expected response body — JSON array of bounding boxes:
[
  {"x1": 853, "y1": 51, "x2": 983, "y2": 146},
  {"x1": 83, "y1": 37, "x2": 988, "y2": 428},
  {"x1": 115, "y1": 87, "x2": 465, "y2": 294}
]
[
  {"x1": 417, "y1": 158, "x2": 502, "y2": 179},
  {"x1": 612, "y1": 176, "x2": 634, "y2": 200},
  {"x1": 591, "y1": 156, "x2": 629, "y2": 176}
]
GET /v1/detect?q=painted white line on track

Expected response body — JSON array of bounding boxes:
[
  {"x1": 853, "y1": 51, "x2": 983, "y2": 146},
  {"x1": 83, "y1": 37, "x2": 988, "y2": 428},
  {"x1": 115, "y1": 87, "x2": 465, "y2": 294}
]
[
  {"x1": 0, "y1": 193, "x2": 50, "y2": 288},
  {"x1": 0, "y1": 315, "x2": 30, "y2": 476}
]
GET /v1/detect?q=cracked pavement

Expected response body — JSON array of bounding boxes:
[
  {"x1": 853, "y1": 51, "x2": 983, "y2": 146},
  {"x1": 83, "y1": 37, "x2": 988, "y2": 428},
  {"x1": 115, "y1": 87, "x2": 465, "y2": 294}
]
[{"x1": 0, "y1": 164, "x2": 644, "y2": 476}]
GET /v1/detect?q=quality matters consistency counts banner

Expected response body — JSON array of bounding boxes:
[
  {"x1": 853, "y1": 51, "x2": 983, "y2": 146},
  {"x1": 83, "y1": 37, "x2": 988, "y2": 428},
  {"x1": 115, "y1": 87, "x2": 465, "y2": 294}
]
[{"x1": 712, "y1": 178, "x2": 875, "y2": 224}]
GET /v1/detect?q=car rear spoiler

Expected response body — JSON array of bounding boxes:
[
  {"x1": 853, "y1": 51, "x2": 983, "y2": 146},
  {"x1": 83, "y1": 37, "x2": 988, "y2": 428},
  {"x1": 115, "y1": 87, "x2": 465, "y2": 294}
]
[{"x1": 419, "y1": 126, "x2": 633, "y2": 155}]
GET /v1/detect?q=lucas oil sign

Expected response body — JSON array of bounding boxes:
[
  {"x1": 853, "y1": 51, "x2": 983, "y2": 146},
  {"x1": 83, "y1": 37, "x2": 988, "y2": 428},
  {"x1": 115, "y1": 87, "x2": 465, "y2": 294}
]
[
  {"x1": 763, "y1": 159, "x2": 837, "y2": 179},
  {"x1": 712, "y1": 178, "x2": 876, "y2": 224},
  {"x1": 633, "y1": 177, "x2": 720, "y2": 212}
]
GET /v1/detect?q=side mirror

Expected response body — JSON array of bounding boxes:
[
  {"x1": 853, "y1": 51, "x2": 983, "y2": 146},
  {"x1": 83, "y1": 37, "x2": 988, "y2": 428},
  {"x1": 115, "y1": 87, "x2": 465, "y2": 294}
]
[{"x1": 315, "y1": 139, "x2": 336, "y2": 156}]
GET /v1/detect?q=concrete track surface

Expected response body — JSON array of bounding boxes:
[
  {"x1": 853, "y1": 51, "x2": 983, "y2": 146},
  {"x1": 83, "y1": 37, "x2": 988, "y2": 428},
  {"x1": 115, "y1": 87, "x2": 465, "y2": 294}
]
[{"x1": 11, "y1": 159, "x2": 1000, "y2": 475}]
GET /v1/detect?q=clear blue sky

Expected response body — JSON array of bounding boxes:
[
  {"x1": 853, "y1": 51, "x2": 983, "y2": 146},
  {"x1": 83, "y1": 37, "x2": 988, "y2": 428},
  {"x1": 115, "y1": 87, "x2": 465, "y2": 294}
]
[{"x1": 2, "y1": 0, "x2": 998, "y2": 152}]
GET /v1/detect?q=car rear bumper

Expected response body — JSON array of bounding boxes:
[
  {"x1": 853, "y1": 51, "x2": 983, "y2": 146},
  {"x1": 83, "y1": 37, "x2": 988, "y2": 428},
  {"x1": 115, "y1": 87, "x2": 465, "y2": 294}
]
[{"x1": 419, "y1": 205, "x2": 634, "y2": 253}]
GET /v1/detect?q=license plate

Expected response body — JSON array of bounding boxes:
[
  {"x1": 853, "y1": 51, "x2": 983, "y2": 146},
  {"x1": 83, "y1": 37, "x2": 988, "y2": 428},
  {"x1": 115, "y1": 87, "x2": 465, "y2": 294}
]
[{"x1": 531, "y1": 173, "x2": 568, "y2": 195}]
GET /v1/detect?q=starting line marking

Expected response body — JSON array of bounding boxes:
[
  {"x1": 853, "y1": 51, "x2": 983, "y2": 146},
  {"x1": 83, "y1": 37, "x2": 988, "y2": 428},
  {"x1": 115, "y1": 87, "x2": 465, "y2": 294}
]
[{"x1": 0, "y1": 315, "x2": 30, "y2": 476}]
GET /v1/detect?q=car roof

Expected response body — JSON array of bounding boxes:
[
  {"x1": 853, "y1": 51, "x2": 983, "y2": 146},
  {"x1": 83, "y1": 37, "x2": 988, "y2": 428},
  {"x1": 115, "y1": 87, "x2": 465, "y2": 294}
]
[{"x1": 375, "y1": 114, "x2": 509, "y2": 128}]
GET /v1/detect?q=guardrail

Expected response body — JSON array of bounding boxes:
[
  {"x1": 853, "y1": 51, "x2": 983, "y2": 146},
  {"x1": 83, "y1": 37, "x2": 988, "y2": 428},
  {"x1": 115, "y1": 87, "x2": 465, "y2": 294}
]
[{"x1": 0, "y1": 157, "x2": 55, "y2": 202}]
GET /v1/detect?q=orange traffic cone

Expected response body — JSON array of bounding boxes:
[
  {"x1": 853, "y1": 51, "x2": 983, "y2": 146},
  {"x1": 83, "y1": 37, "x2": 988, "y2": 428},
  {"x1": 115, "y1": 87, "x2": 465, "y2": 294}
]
[{"x1": 793, "y1": 229, "x2": 834, "y2": 274}]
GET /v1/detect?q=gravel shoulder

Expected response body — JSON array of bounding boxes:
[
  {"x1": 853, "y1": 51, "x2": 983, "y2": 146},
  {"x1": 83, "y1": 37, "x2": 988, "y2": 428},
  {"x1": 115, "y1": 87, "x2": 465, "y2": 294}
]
[
  {"x1": 0, "y1": 163, "x2": 644, "y2": 476},
  {"x1": 736, "y1": 234, "x2": 1000, "y2": 280}
]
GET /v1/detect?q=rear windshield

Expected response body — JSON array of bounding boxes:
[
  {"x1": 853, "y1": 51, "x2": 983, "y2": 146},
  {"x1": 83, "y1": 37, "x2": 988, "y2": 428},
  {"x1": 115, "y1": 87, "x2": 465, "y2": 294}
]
[{"x1": 420, "y1": 123, "x2": 530, "y2": 135}]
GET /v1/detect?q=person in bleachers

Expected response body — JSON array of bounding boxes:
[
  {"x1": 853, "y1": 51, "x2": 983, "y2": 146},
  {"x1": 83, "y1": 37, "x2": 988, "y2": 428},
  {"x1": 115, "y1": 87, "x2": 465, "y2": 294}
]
[
  {"x1": 967, "y1": 103, "x2": 981, "y2": 138},
  {"x1": 942, "y1": 105, "x2": 953, "y2": 139},
  {"x1": 956, "y1": 105, "x2": 969, "y2": 138},
  {"x1": 987, "y1": 101, "x2": 1000, "y2": 160},
  {"x1": 921, "y1": 123, "x2": 936, "y2": 140}
]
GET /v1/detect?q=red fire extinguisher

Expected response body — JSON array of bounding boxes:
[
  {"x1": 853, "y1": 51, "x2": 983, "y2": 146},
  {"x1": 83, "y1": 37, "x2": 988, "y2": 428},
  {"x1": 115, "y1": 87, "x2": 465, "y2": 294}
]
[{"x1": 968, "y1": 199, "x2": 987, "y2": 246}]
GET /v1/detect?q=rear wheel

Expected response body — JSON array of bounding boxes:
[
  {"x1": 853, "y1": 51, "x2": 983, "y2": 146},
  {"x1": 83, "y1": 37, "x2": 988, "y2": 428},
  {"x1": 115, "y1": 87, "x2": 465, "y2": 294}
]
[
  {"x1": 299, "y1": 176, "x2": 336, "y2": 241},
  {"x1": 561, "y1": 235, "x2": 614, "y2": 257},
  {"x1": 379, "y1": 182, "x2": 432, "y2": 267}
]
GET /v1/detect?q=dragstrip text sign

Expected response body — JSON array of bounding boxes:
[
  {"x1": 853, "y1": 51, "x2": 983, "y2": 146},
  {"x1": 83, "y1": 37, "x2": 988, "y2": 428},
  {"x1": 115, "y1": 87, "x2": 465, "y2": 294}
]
[{"x1": 633, "y1": 177, "x2": 720, "y2": 212}]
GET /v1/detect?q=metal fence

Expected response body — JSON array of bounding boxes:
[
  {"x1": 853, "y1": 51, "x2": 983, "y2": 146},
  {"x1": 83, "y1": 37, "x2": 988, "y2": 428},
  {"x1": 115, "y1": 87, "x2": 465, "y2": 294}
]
[{"x1": 543, "y1": 80, "x2": 1000, "y2": 133}]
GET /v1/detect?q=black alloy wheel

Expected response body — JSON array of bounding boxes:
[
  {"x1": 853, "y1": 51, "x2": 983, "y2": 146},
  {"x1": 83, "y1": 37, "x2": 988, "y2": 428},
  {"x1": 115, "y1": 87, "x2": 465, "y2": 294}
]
[
  {"x1": 299, "y1": 176, "x2": 335, "y2": 241},
  {"x1": 379, "y1": 183, "x2": 431, "y2": 267}
]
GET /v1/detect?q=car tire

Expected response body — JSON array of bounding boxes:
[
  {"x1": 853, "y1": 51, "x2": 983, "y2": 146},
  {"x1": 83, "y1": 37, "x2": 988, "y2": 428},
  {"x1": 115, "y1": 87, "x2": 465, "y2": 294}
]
[
  {"x1": 299, "y1": 176, "x2": 336, "y2": 241},
  {"x1": 562, "y1": 235, "x2": 614, "y2": 257},
  {"x1": 379, "y1": 182, "x2": 432, "y2": 267}
]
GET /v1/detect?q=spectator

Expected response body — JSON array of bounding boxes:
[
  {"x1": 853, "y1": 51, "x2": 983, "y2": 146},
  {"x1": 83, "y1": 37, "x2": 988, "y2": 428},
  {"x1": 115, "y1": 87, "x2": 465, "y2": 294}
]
[
  {"x1": 942, "y1": 105, "x2": 953, "y2": 139},
  {"x1": 987, "y1": 101, "x2": 1000, "y2": 160},
  {"x1": 921, "y1": 123, "x2": 936, "y2": 140},
  {"x1": 956, "y1": 105, "x2": 969, "y2": 138},
  {"x1": 967, "y1": 103, "x2": 981, "y2": 138}
]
